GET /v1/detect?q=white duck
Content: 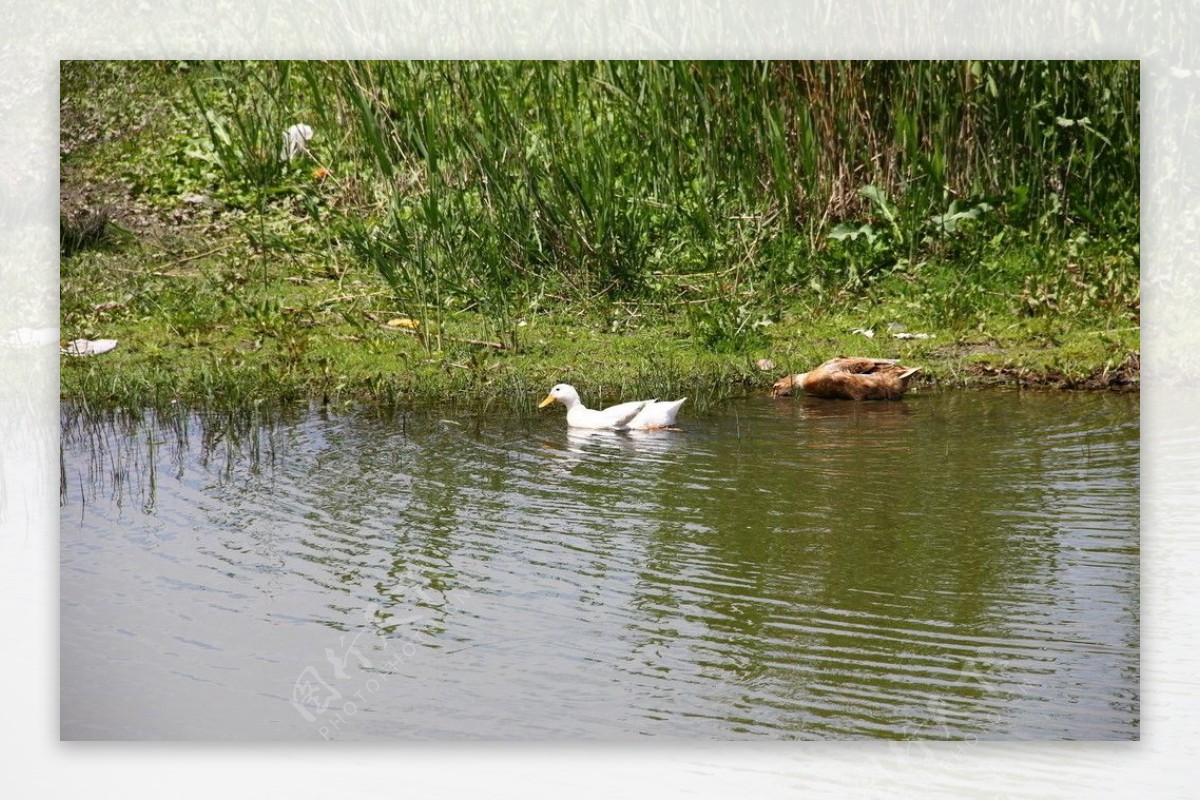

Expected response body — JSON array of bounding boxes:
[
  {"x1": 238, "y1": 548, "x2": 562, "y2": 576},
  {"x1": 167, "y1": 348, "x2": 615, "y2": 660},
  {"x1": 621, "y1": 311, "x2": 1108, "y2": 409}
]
[{"x1": 538, "y1": 384, "x2": 687, "y2": 430}]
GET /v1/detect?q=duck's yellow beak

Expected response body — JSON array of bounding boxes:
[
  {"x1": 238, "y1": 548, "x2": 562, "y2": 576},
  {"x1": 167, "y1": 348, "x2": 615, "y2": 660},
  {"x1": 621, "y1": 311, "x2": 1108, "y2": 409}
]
[{"x1": 538, "y1": 394, "x2": 556, "y2": 408}]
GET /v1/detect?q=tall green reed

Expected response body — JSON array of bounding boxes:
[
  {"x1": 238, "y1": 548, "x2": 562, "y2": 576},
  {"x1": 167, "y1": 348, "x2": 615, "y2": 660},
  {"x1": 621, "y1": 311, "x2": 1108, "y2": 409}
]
[{"x1": 186, "y1": 60, "x2": 1139, "y2": 346}]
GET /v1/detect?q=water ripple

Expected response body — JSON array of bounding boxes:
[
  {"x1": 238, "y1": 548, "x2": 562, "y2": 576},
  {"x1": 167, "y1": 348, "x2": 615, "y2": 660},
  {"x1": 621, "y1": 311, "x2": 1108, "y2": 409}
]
[{"x1": 60, "y1": 391, "x2": 1139, "y2": 739}]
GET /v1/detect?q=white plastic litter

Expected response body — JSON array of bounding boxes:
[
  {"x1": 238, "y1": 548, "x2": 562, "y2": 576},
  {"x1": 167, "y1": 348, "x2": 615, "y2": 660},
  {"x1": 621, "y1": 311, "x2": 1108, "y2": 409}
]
[
  {"x1": 62, "y1": 338, "x2": 119, "y2": 357},
  {"x1": 280, "y1": 123, "x2": 314, "y2": 161}
]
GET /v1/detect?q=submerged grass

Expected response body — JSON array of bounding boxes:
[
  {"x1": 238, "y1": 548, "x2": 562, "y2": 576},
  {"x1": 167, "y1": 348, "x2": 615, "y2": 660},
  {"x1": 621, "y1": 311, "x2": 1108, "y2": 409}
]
[{"x1": 60, "y1": 60, "x2": 1140, "y2": 414}]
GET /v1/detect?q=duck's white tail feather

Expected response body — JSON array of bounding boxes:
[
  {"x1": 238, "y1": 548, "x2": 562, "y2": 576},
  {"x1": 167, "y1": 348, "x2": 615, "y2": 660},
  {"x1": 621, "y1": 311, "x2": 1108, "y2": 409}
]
[{"x1": 627, "y1": 397, "x2": 687, "y2": 429}]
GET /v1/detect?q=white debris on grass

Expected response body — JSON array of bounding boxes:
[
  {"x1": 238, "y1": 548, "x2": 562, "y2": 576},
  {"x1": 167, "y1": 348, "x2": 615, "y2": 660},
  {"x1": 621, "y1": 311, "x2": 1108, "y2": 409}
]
[
  {"x1": 61, "y1": 339, "x2": 119, "y2": 357},
  {"x1": 280, "y1": 123, "x2": 314, "y2": 161},
  {"x1": 852, "y1": 327, "x2": 933, "y2": 340}
]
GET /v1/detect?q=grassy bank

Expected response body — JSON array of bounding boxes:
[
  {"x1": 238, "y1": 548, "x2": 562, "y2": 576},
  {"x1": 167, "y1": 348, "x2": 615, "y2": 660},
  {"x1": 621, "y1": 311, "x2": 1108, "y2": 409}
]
[{"x1": 60, "y1": 61, "x2": 1140, "y2": 414}]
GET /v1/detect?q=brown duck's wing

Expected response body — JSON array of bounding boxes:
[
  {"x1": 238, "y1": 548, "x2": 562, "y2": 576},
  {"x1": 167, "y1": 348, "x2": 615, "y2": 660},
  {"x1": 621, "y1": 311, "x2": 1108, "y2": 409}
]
[
  {"x1": 857, "y1": 374, "x2": 908, "y2": 400},
  {"x1": 807, "y1": 366, "x2": 918, "y2": 400},
  {"x1": 824, "y1": 357, "x2": 901, "y2": 375}
]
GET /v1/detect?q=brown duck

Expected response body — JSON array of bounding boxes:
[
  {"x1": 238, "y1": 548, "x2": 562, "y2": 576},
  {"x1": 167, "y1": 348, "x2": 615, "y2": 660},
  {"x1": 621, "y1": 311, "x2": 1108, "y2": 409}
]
[{"x1": 772, "y1": 357, "x2": 921, "y2": 401}]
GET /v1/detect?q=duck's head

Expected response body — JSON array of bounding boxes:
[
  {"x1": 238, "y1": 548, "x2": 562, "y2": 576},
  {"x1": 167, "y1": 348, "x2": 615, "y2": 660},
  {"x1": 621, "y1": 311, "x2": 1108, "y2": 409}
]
[
  {"x1": 771, "y1": 373, "x2": 806, "y2": 397},
  {"x1": 539, "y1": 383, "x2": 580, "y2": 409}
]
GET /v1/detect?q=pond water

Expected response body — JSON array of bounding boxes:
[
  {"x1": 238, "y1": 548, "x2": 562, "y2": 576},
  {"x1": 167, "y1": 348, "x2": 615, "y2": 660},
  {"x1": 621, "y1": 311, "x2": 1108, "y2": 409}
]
[{"x1": 60, "y1": 389, "x2": 1139, "y2": 740}]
